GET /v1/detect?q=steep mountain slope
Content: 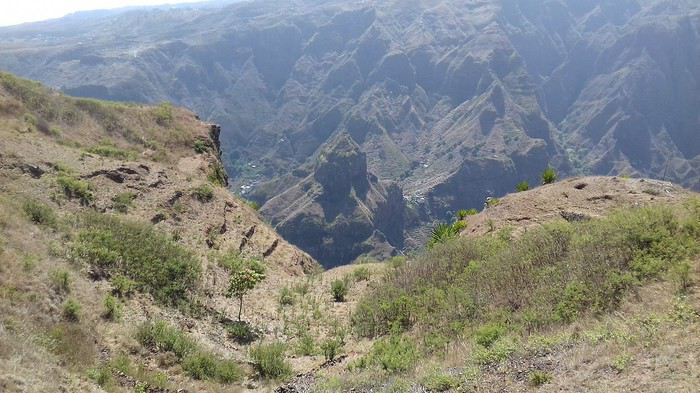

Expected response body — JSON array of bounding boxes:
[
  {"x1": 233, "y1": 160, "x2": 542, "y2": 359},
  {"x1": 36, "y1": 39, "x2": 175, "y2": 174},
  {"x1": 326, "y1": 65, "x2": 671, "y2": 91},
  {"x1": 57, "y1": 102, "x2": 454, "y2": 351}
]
[
  {"x1": 0, "y1": 72, "x2": 319, "y2": 391},
  {"x1": 0, "y1": 0, "x2": 698, "y2": 263}
]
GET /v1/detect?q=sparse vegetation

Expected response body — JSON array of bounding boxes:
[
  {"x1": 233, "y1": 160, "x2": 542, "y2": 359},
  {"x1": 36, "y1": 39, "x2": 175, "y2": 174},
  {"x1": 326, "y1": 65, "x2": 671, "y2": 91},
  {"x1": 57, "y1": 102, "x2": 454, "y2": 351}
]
[
  {"x1": 250, "y1": 342, "x2": 292, "y2": 380},
  {"x1": 192, "y1": 184, "x2": 214, "y2": 202},
  {"x1": 352, "y1": 266, "x2": 371, "y2": 282},
  {"x1": 278, "y1": 286, "x2": 295, "y2": 306},
  {"x1": 320, "y1": 338, "x2": 342, "y2": 362},
  {"x1": 49, "y1": 269, "x2": 71, "y2": 294},
  {"x1": 208, "y1": 162, "x2": 227, "y2": 186},
  {"x1": 154, "y1": 102, "x2": 174, "y2": 126},
  {"x1": 112, "y1": 192, "x2": 136, "y2": 213},
  {"x1": 528, "y1": 370, "x2": 552, "y2": 386}
]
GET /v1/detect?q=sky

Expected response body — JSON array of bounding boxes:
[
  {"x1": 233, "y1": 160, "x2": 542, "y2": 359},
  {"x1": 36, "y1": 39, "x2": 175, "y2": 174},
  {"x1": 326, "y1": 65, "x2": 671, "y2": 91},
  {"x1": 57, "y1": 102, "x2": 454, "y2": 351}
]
[{"x1": 0, "y1": 0, "x2": 205, "y2": 27}]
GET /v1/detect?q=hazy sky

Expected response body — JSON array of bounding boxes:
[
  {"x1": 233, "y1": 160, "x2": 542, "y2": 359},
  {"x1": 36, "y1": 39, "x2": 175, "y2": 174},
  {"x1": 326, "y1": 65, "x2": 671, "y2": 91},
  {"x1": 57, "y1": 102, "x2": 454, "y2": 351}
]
[{"x1": 0, "y1": 1, "x2": 205, "y2": 26}]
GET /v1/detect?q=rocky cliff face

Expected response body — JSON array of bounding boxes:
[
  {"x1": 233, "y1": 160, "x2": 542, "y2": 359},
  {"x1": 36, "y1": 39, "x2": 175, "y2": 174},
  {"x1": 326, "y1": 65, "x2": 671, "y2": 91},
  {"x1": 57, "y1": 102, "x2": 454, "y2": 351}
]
[
  {"x1": 262, "y1": 133, "x2": 405, "y2": 267},
  {"x1": 1, "y1": 0, "x2": 698, "y2": 254}
]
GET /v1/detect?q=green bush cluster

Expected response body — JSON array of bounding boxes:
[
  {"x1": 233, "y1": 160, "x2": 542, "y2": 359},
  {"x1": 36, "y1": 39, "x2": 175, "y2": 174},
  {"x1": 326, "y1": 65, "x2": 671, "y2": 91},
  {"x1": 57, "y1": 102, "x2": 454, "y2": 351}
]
[
  {"x1": 23, "y1": 199, "x2": 57, "y2": 227},
  {"x1": 352, "y1": 332, "x2": 418, "y2": 373},
  {"x1": 516, "y1": 181, "x2": 530, "y2": 192},
  {"x1": 249, "y1": 342, "x2": 292, "y2": 380},
  {"x1": 87, "y1": 144, "x2": 136, "y2": 160},
  {"x1": 136, "y1": 320, "x2": 242, "y2": 383},
  {"x1": 352, "y1": 204, "x2": 700, "y2": 347},
  {"x1": 70, "y1": 213, "x2": 200, "y2": 306},
  {"x1": 62, "y1": 298, "x2": 81, "y2": 321},
  {"x1": 331, "y1": 278, "x2": 349, "y2": 302},
  {"x1": 193, "y1": 139, "x2": 208, "y2": 154},
  {"x1": 542, "y1": 167, "x2": 557, "y2": 184},
  {"x1": 57, "y1": 175, "x2": 94, "y2": 205},
  {"x1": 49, "y1": 269, "x2": 71, "y2": 294}
]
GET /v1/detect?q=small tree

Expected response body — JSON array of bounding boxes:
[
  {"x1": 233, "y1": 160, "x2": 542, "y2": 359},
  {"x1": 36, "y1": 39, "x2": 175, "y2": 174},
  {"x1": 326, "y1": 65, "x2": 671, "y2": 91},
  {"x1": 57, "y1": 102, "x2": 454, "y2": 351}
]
[
  {"x1": 542, "y1": 167, "x2": 557, "y2": 184},
  {"x1": 227, "y1": 259, "x2": 265, "y2": 321},
  {"x1": 516, "y1": 181, "x2": 530, "y2": 192}
]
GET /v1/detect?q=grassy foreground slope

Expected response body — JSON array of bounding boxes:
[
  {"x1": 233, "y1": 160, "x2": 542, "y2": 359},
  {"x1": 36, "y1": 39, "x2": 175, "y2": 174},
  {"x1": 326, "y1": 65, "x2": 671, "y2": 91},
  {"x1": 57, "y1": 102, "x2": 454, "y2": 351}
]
[
  {"x1": 281, "y1": 178, "x2": 700, "y2": 392},
  {"x1": 0, "y1": 72, "x2": 323, "y2": 392}
]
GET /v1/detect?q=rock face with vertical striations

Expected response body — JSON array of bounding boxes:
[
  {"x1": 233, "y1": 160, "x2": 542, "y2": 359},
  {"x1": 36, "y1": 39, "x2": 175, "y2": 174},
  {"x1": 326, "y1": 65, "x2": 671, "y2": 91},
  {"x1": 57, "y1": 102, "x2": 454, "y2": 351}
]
[{"x1": 261, "y1": 133, "x2": 405, "y2": 267}]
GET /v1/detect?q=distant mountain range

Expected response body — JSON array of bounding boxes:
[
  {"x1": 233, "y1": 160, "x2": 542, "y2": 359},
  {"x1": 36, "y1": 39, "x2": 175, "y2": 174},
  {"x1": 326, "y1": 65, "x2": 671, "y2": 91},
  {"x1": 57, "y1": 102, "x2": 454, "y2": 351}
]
[{"x1": 1, "y1": 0, "x2": 698, "y2": 266}]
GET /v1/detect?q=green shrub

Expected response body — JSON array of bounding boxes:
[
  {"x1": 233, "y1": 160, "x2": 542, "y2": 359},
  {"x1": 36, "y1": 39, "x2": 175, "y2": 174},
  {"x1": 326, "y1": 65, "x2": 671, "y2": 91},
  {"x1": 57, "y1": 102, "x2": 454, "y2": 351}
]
[
  {"x1": 102, "y1": 294, "x2": 122, "y2": 321},
  {"x1": 422, "y1": 371, "x2": 460, "y2": 392},
  {"x1": 192, "y1": 184, "x2": 214, "y2": 202},
  {"x1": 473, "y1": 337, "x2": 517, "y2": 365},
  {"x1": 278, "y1": 286, "x2": 295, "y2": 306},
  {"x1": 516, "y1": 181, "x2": 530, "y2": 192},
  {"x1": 296, "y1": 333, "x2": 316, "y2": 356},
  {"x1": 474, "y1": 323, "x2": 505, "y2": 348},
  {"x1": 63, "y1": 298, "x2": 81, "y2": 321},
  {"x1": 57, "y1": 175, "x2": 93, "y2": 205},
  {"x1": 87, "y1": 144, "x2": 135, "y2": 160},
  {"x1": 542, "y1": 167, "x2": 557, "y2": 184},
  {"x1": 71, "y1": 213, "x2": 200, "y2": 306},
  {"x1": 225, "y1": 321, "x2": 259, "y2": 344},
  {"x1": 456, "y1": 208, "x2": 478, "y2": 220},
  {"x1": 320, "y1": 338, "x2": 342, "y2": 362},
  {"x1": 363, "y1": 333, "x2": 418, "y2": 373},
  {"x1": 528, "y1": 371, "x2": 552, "y2": 386},
  {"x1": 331, "y1": 279, "x2": 349, "y2": 302},
  {"x1": 671, "y1": 261, "x2": 692, "y2": 293},
  {"x1": 154, "y1": 102, "x2": 174, "y2": 126},
  {"x1": 352, "y1": 266, "x2": 371, "y2": 282},
  {"x1": 136, "y1": 321, "x2": 197, "y2": 359},
  {"x1": 250, "y1": 342, "x2": 292, "y2": 380},
  {"x1": 208, "y1": 162, "x2": 227, "y2": 186},
  {"x1": 111, "y1": 275, "x2": 137, "y2": 297},
  {"x1": 428, "y1": 222, "x2": 460, "y2": 248},
  {"x1": 49, "y1": 269, "x2": 71, "y2": 294},
  {"x1": 193, "y1": 139, "x2": 208, "y2": 154},
  {"x1": 112, "y1": 192, "x2": 136, "y2": 213},
  {"x1": 87, "y1": 365, "x2": 113, "y2": 388},
  {"x1": 182, "y1": 352, "x2": 242, "y2": 383},
  {"x1": 23, "y1": 200, "x2": 57, "y2": 227},
  {"x1": 245, "y1": 199, "x2": 260, "y2": 211}
]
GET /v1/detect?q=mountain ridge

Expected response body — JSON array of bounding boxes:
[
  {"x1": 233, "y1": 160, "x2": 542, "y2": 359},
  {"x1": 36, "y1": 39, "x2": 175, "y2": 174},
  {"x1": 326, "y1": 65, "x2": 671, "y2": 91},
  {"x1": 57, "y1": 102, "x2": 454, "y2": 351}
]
[{"x1": 0, "y1": 0, "x2": 698, "y2": 264}]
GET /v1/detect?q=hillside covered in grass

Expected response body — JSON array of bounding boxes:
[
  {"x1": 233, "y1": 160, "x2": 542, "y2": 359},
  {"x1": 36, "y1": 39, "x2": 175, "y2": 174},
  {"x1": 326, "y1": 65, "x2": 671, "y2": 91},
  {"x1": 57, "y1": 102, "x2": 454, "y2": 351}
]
[
  {"x1": 280, "y1": 179, "x2": 700, "y2": 392},
  {"x1": 0, "y1": 72, "x2": 325, "y2": 392}
]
